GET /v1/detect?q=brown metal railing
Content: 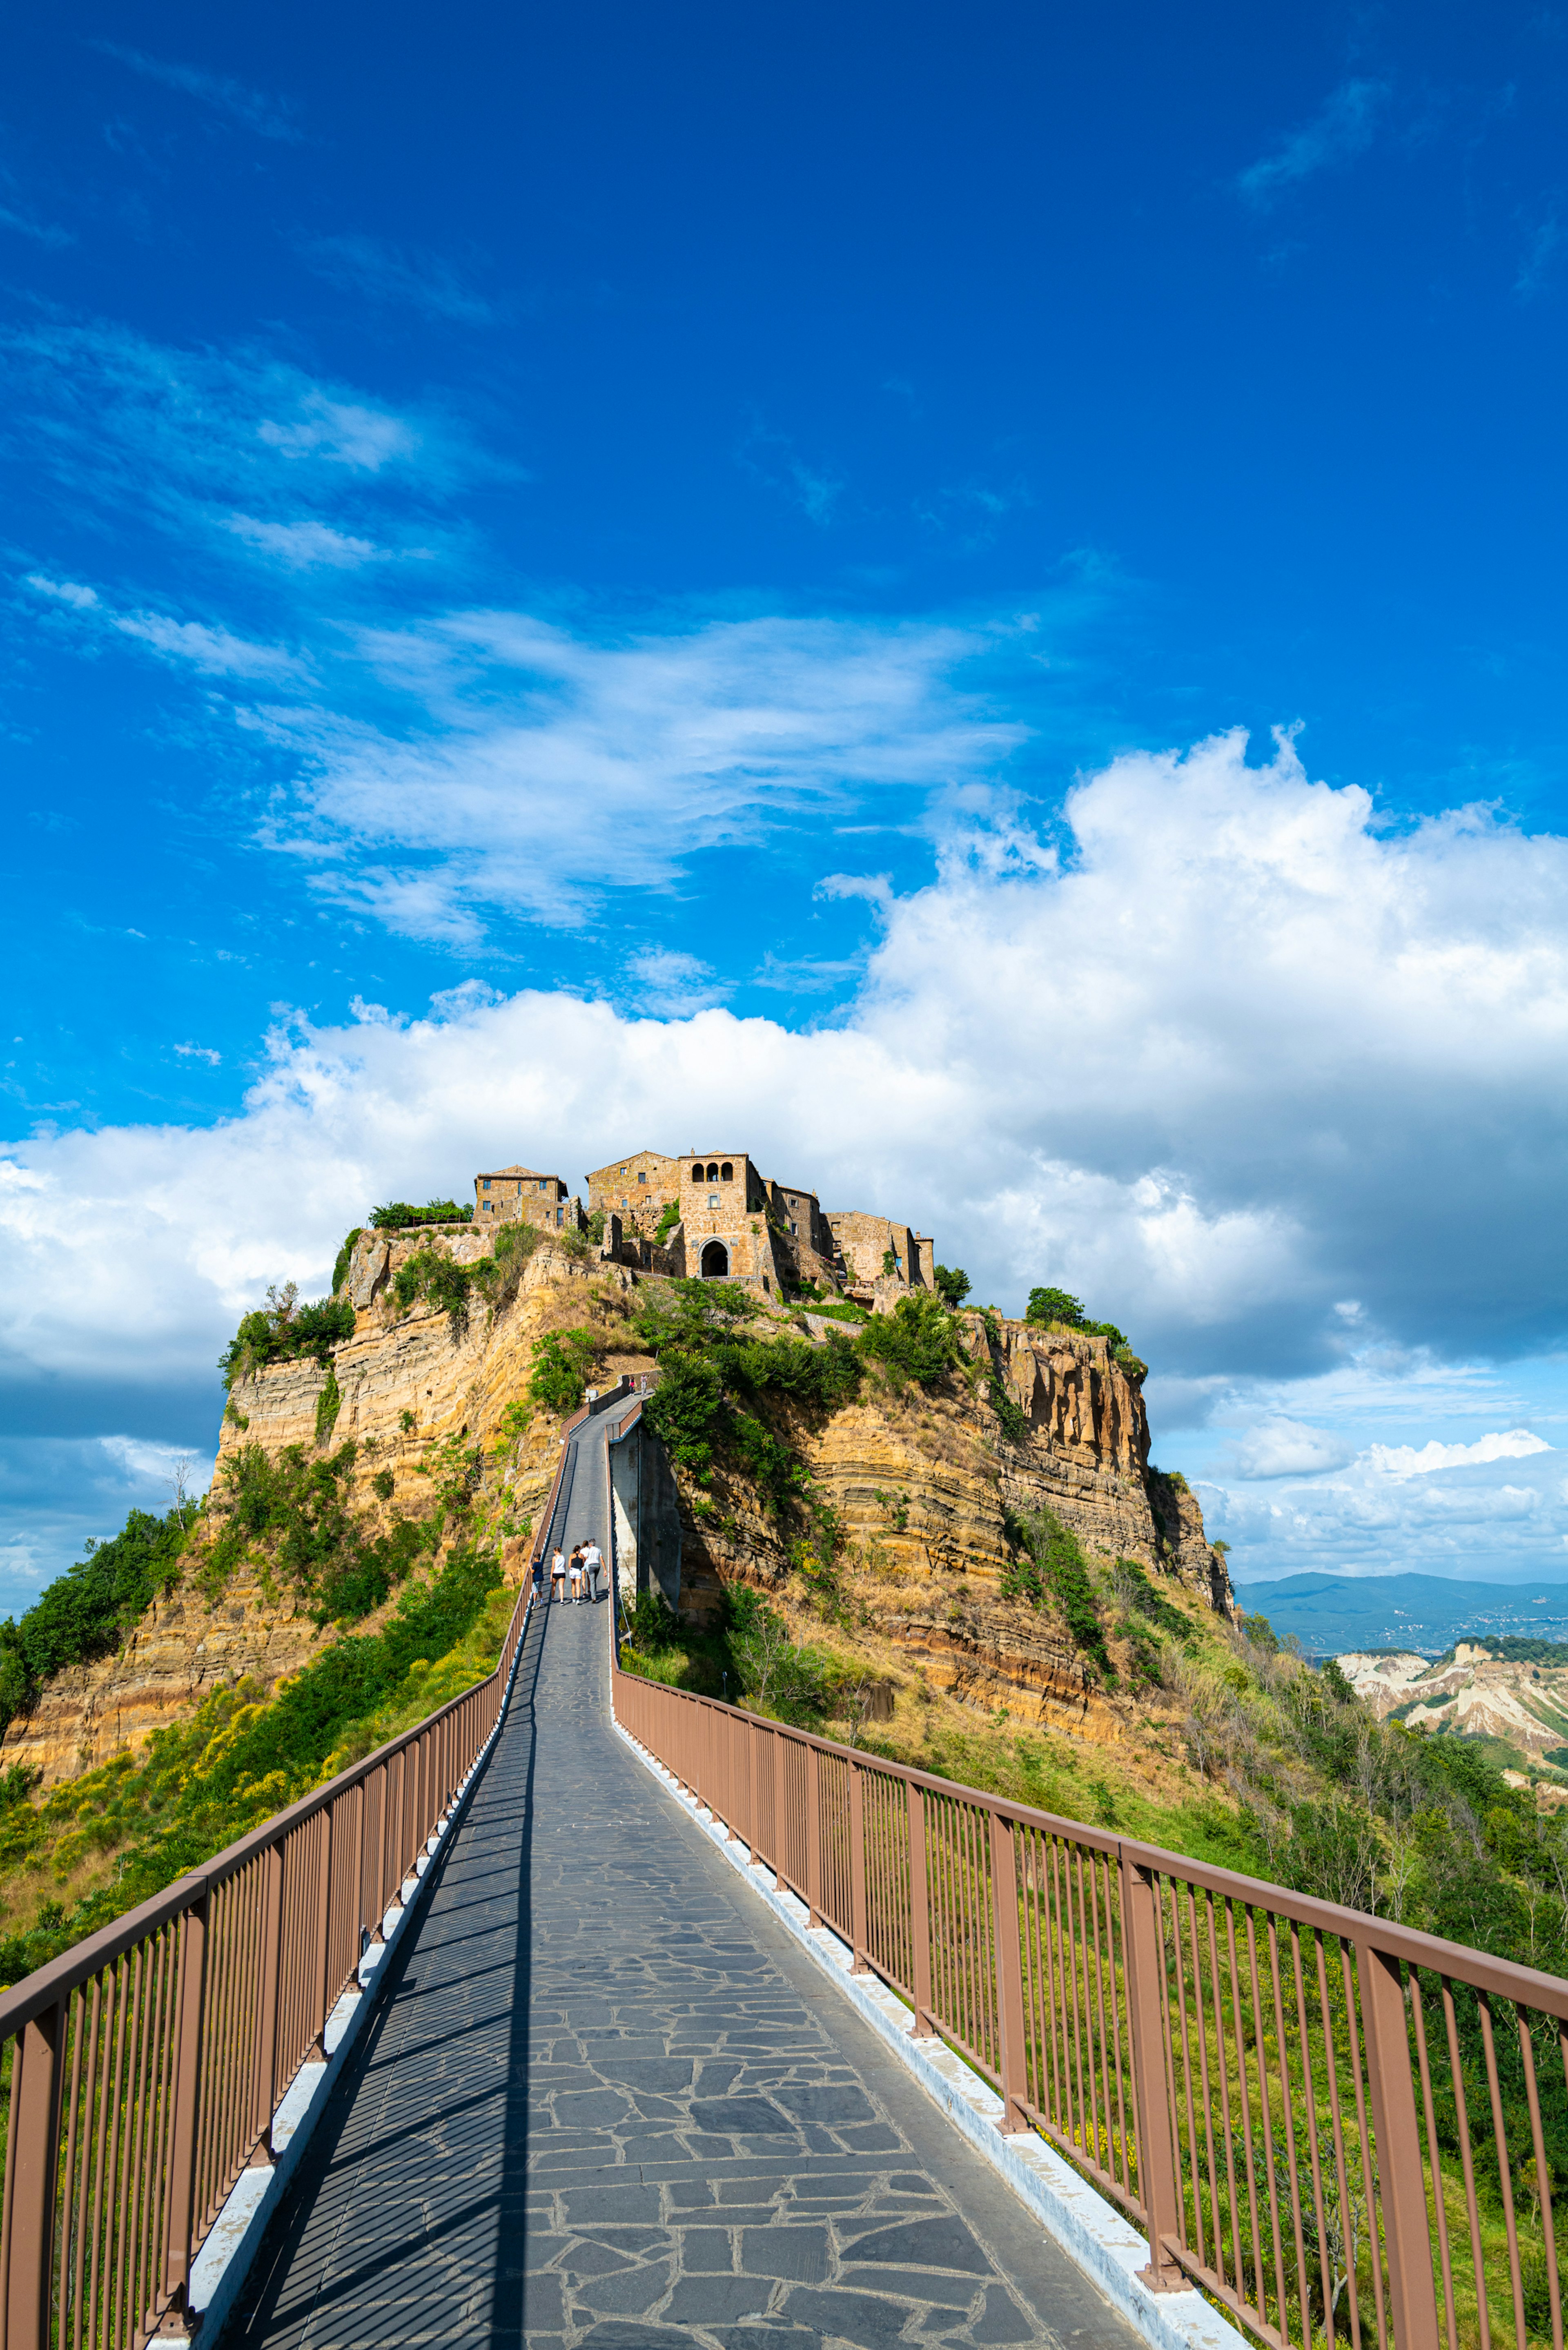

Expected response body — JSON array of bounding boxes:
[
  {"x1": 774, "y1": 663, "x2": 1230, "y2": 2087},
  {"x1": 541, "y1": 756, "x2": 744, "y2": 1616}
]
[
  {"x1": 0, "y1": 1413, "x2": 583, "y2": 2350},
  {"x1": 610, "y1": 1639, "x2": 1568, "y2": 2350}
]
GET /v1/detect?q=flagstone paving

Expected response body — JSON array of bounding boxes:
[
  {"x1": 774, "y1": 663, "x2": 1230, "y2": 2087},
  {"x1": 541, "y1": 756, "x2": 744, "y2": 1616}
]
[{"x1": 225, "y1": 1411, "x2": 1144, "y2": 2348}]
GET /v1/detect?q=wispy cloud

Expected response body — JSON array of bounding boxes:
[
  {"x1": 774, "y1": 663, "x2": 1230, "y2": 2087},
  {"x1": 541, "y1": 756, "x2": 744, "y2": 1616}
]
[
  {"x1": 624, "y1": 949, "x2": 730, "y2": 1015},
  {"x1": 1516, "y1": 203, "x2": 1564, "y2": 298},
  {"x1": 302, "y1": 234, "x2": 499, "y2": 326},
  {"x1": 737, "y1": 416, "x2": 845, "y2": 526},
  {"x1": 1, "y1": 319, "x2": 481, "y2": 559},
  {"x1": 25, "y1": 573, "x2": 305, "y2": 680},
  {"x1": 0, "y1": 202, "x2": 74, "y2": 249},
  {"x1": 174, "y1": 1043, "x2": 222, "y2": 1066},
  {"x1": 93, "y1": 42, "x2": 303, "y2": 143},
  {"x1": 224, "y1": 515, "x2": 390, "y2": 569},
  {"x1": 243, "y1": 609, "x2": 1021, "y2": 934},
  {"x1": 1237, "y1": 78, "x2": 1388, "y2": 206}
]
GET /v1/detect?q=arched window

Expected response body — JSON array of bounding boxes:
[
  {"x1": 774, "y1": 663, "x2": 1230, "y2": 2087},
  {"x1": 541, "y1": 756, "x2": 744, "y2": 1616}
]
[
  {"x1": 705, "y1": 1161, "x2": 719, "y2": 1181},
  {"x1": 690, "y1": 1164, "x2": 704, "y2": 1184},
  {"x1": 721, "y1": 1162, "x2": 733, "y2": 1181},
  {"x1": 700, "y1": 1240, "x2": 729, "y2": 1279}
]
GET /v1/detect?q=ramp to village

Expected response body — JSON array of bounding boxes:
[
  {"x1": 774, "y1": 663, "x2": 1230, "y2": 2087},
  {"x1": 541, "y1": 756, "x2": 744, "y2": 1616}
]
[{"x1": 220, "y1": 1409, "x2": 1140, "y2": 2348}]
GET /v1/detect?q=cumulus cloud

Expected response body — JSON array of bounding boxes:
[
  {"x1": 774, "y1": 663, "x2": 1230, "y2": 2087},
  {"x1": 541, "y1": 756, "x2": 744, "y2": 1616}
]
[
  {"x1": 1369, "y1": 1429, "x2": 1552, "y2": 1478},
  {"x1": 4, "y1": 726, "x2": 1568, "y2": 1594},
  {"x1": 1223, "y1": 1418, "x2": 1356, "y2": 1478}
]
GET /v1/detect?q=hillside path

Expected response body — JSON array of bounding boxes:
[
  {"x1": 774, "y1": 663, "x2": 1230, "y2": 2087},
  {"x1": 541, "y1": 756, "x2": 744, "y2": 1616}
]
[{"x1": 223, "y1": 1416, "x2": 1141, "y2": 2348}]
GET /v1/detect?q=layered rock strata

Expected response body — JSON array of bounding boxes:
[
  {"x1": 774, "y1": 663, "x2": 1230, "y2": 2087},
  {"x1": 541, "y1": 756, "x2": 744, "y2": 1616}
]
[{"x1": 4, "y1": 1229, "x2": 1231, "y2": 1781}]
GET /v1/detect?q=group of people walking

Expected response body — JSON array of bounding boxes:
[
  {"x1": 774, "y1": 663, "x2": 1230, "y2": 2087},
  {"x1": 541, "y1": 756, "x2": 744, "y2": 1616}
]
[{"x1": 541, "y1": 1536, "x2": 604, "y2": 1604}]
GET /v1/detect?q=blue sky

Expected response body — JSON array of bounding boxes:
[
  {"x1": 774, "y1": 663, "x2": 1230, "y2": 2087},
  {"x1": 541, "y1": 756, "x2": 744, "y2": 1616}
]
[{"x1": 4, "y1": 1, "x2": 1568, "y2": 1600}]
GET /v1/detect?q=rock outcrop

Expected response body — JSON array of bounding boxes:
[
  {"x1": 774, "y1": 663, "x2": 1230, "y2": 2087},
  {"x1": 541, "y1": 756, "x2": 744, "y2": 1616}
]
[{"x1": 3, "y1": 1230, "x2": 1231, "y2": 1783}]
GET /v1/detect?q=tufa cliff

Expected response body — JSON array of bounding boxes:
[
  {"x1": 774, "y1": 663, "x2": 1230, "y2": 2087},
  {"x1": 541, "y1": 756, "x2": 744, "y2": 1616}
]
[{"x1": 2, "y1": 1224, "x2": 1231, "y2": 1785}]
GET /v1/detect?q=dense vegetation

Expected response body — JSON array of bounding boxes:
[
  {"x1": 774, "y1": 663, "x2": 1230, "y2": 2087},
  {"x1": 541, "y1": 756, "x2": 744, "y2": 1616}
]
[
  {"x1": 219, "y1": 1282, "x2": 355, "y2": 1388},
  {"x1": 1025, "y1": 1283, "x2": 1131, "y2": 1353},
  {"x1": 932, "y1": 1262, "x2": 971, "y2": 1308},
  {"x1": 368, "y1": 1200, "x2": 474, "y2": 1229},
  {"x1": 207, "y1": 1441, "x2": 441, "y2": 1624},
  {"x1": 0, "y1": 1543, "x2": 510, "y2": 1991},
  {"x1": 0, "y1": 1507, "x2": 192, "y2": 1741}
]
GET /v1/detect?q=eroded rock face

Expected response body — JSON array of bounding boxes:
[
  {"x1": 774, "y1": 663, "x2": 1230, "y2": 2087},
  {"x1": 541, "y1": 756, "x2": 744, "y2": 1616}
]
[{"x1": 5, "y1": 1253, "x2": 1229, "y2": 1783}]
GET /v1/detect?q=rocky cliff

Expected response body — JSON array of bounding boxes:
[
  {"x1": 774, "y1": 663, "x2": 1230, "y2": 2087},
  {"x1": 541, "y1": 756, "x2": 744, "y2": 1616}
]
[{"x1": 3, "y1": 1231, "x2": 1231, "y2": 1784}]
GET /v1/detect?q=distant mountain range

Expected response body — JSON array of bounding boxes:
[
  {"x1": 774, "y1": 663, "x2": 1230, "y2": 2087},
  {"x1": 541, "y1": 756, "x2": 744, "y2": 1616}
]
[{"x1": 1231, "y1": 1573, "x2": 1568, "y2": 1657}]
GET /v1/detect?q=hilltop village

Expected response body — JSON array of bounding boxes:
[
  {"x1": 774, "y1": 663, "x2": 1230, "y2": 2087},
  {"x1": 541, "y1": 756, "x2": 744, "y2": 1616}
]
[{"x1": 474, "y1": 1144, "x2": 935, "y2": 1309}]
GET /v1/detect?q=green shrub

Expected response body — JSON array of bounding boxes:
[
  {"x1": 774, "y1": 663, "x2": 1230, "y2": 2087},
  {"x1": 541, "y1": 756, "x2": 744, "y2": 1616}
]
[
  {"x1": 933, "y1": 1263, "x2": 971, "y2": 1308},
  {"x1": 392, "y1": 1247, "x2": 497, "y2": 1341},
  {"x1": 372, "y1": 1469, "x2": 395, "y2": 1501},
  {"x1": 654, "y1": 1199, "x2": 682, "y2": 1244},
  {"x1": 314, "y1": 1367, "x2": 342, "y2": 1446},
  {"x1": 369, "y1": 1200, "x2": 473, "y2": 1229},
  {"x1": 528, "y1": 1328, "x2": 599, "y2": 1416},
  {"x1": 584, "y1": 1207, "x2": 607, "y2": 1244},
  {"x1": 856, "y1": 1293, "x2": 962, "y2": 1391},
  {"x1": 633, "y1": 1281, "x2": 863, "y2": 1508},
  {"x1": 219, "y1": 1284, "x2": 355, "y2": 1388},
  {"x1": 1000, "y1": 1507, "x2": 1111, "y2": 1677},
  {"x1": 1025, "y1": 1284, "x2": 1129, "y2": 1353},
  {"x1": 206, "y1": 1441, "x2": 438, "y2": 1624}
]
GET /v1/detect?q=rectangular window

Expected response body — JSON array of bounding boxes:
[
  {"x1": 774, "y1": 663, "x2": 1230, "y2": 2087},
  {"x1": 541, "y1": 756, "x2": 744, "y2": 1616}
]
[
  {"x1": 790, "y1": 1222, "x2": 798, "y2": 1235},
  {"x1": 557, "y1": 1207, "x2": 563, "y2": 1226},
  {"x1": 638, "y1": 1171, "x2": 646, "y2": 1183},
  {"x1": 482, "y1": 1179, "x2": 491, "y2": 1189}
]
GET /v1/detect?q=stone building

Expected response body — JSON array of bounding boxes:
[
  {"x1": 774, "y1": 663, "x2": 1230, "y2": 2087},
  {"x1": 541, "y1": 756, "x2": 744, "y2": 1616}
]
[
  {"x1": 827, "y1": 1212, "x2": 936, "y2": 1302},
  {"x1": 586, "y1": 1149, "x2": 680, "y2": 1233},
  {"x1": 474, "y1": 1143, "x2": 935, "y2": 1308},
  {"x1": 472, "y1": 1165, "x2": 578, "y2": 1232}
]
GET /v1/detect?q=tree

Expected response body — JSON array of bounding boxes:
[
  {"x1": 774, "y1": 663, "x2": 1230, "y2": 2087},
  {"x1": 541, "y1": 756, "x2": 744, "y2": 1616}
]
[
  {"x1": 933, "y1": 1263, "x2": 971, "y2": 1308},
  {"x1": 1026, "y1": 1284, "x2": 1087, "y2": 1327}
]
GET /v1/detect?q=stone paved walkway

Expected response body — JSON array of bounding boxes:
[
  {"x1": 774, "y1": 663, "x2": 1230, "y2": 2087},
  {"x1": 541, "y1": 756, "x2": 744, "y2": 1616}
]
[{"x1": 225, "y1": 1428, "x2": 1144, "y2": 2348}]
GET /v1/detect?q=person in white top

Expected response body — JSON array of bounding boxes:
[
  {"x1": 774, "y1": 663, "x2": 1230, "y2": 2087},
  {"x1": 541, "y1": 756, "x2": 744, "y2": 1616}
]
[
  {"x1": 583, "y1": 1539, "x2": 604, "y2": 1602},
  {"x1": 550, "y1": 1547, "x2": 567, "y2": 1602}
]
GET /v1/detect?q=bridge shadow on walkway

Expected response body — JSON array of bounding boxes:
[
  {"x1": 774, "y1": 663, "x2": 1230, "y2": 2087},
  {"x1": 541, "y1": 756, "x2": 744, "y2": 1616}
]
[{"x1": 225, "y1": 1589, "x2": 1146, "y2": 2348}]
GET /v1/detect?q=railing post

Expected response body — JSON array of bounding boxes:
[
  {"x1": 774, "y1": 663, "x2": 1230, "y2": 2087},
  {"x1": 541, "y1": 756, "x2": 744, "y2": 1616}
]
[
  {"x1": 310, "y1": 1800, "x2": 334, "y2": 2058},
  {"x1": 989, "y1": 1813, "x2": 1029, "y2": 2133},
  {"x1": 1118, "y1": 1853, "x2": 1186, "y2": 2291},
  {"x1": 367, "y1": 1763, "x2": 388, "y2": 1943},
  {"x1": 806, "y1": 1743, "x2": 823, "y2": 1928},
  {"x1": 158, "y1": 1895, "x2": 210, "y2": 2332},
  {"x1": 1356, "y1": 1938, "x2": 1441, "y2": 2350},
  {"x1": 249, "y1": 1844, "x2": 285, "y2": 2164},
  {"x1": 773, "y1": 1728, "x2": 787, "y2": 1893},
  {"x1": 4, "y1": 1996, "x2": 65, "y2": 2350},
  {"x1": 849, "y1": 1761, "x2": 869, "y2": 1973},
  {"x1": 909, "y1": 1782, "x2": 936, "y2": 2036}
]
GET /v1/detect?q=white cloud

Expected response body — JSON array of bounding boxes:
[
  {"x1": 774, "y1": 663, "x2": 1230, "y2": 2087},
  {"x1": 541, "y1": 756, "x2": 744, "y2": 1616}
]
[
  {"x1": 247, "y1": 610, "x2": 1019, "y2": 928},
  {"x1": 111, "y1": 609, "x2": 305, "y2": 680},
  {"x1": 25, "y1": 574, "x2": 100, "y2": 609},
  {"x1": 225, "y1": 515, "x2": 388, "y2": 569},
  {"x1": 626, "y1": 950, "x2": 730, "y2": 1016},
  {"x1": 1369, "y1": 1429, "x2": 1552, "y2": 1478},
  {"x1": 1225, "y1": 1419, "x2": 1356, "y2": 1478},
  {"x1": 4, "y1": 725, "x2": 1568, "y2": 1596}
]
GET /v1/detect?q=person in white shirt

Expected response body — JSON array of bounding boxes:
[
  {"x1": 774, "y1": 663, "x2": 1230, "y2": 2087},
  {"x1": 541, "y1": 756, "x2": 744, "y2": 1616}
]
[
  {"x1": 550, "y1": 1547, "x2": 567, "y2": 1603},
  {"x1": 583, "y1": 1539, "x2": 604, "y2": 1602}
]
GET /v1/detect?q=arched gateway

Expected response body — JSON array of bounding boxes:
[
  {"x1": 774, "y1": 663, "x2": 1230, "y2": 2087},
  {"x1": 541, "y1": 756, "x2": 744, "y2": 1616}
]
[{"x1": 699, "y1": 1240, "x2": 729, "y2": 1279}]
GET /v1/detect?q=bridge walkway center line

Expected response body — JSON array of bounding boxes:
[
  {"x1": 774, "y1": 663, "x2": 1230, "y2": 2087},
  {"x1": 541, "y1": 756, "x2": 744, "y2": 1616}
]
[{"x1": 223, "y1": 1411, "x2": 1146, "y2": 2348}]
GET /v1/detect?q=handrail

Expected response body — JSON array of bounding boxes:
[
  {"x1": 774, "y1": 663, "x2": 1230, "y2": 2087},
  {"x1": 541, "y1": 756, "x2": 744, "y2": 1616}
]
[
  {"x1": 610, "y1": 1625, "x2": 1568, "y2": 2350},
  {"x1": 0, "y1": 1548, "x2": 538, "y2": 2349}
]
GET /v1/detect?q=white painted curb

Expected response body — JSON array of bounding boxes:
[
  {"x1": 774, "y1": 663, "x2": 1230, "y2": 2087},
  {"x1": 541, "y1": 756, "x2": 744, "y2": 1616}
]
[
  {"x1": 613, "y1": 1716, "x2": 1246, "y2": 2350},
  {"x1": 197, "y1": 1605, "x2": 536, "y2": 2347}
]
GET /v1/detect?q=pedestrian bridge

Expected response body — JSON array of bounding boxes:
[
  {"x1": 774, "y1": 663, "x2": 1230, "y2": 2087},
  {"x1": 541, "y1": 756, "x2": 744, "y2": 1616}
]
[{"x1": 0, "y1": 1391, "x2": 1561, "y2": 2350}]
